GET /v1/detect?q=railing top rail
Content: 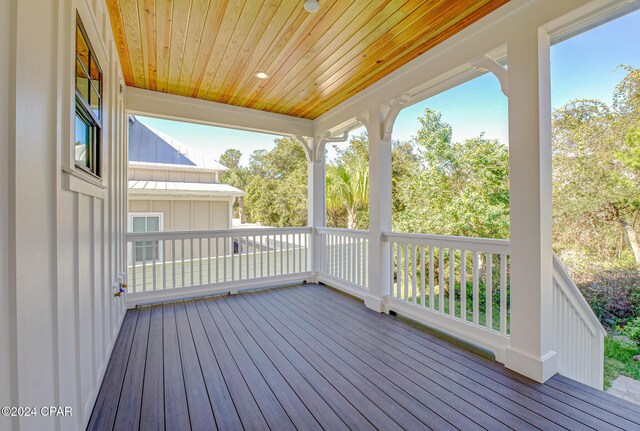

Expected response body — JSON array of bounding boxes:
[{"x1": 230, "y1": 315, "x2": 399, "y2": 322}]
[
  {"x1": 127, "y1": 226, "x2": 312, "y2": 241},
  {"x1": 382, "y1": 231, "x2": 510, "y2": 253},
  {"x1": 553, "y1": 255, "x2": 606, "y2": 337},
  {"x1": 316, "y1": 227, "x2": 370, "y2": 238}
]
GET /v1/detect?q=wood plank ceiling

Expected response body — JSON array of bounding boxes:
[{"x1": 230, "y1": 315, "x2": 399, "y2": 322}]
[{"x1": 107, "y1": 0, "x2": 509, "y2": 119}]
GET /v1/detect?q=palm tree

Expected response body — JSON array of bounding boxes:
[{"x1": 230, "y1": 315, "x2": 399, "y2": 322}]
[{"x1": 326, "y1": 157, "x2": 369, "y2": 229}]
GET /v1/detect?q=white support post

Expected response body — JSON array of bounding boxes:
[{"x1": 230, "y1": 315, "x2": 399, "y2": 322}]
[
  {"x1": 505, "y1": 24, "x2": 558, "y2": 383},
  {"x1": 307, "y1": 137, "x2": 326, "y2": 281},
  {"x1": 364, "y1": 105, "x2": 392, "y2": 312}
]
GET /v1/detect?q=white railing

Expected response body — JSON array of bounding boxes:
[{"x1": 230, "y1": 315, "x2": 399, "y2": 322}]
[
  {"x1": 552, "y1": 255, "x2": 606, "y2": 389},
  {"x1": 383, "y1": 232, "x2": 511, "y2": 360},
  {"x1": 124, "y1": 225, "x2": 604, "y2": 387},
  {"x1": 317, "y1": 227, "x2": 369, "y2": 294},
  {"x1": 126, "y1": 227, "x2": 311, "y2": 305}
]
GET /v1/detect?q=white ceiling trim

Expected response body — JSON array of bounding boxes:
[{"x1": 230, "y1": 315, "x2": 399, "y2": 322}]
[{"x1": 126, "y1": 87, "x2": 313, "y2": 137}]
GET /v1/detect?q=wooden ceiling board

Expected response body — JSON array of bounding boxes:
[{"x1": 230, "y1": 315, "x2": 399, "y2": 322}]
[
  {"x1": 263, "y1": 0, "x2": 425, "y2": 114},
  {"x1": 241, "y1": 0, "x2": 362, "y2": 109},
  {"x1": 221, "y1": 0, "x2": 341, "y2": 105},
  {"x1": 297, "y1": 0, "x2": 496, "y2": 117},
  {"x1": 108, "y1": 0, "x2": 510, "y2": 119},
  {"x1": 254, "y1": 0, "x2": 413, "y2": 112}
]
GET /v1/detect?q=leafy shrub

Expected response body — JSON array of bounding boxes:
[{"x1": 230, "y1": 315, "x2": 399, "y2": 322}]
[
  {"x1": 622, "y1": 317, "x2": 640, "y2": 345},
  {"x1": 577, "y1": 270, "x2": 640, "y2": 328}
]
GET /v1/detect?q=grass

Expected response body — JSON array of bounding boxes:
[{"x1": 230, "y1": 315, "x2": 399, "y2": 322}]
[{"x1": 603, "y1": 333, "x2": 640, "y2": 390}]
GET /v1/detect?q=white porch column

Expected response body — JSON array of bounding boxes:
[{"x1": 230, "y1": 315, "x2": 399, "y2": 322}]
[
  {"x1": 364, "y1": 105, "x2": 392, "y2": 312},
  {"x1": 505, "y1": 24, "x2": 558, "y2": 383},
  {"x1": 307, "y1": 137, "x2": 326, "y2": 280}
]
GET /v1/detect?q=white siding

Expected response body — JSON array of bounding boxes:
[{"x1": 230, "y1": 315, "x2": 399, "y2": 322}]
[
  {"x1": 129, "y1": 199, "x2": 231, "y2": 231},
  {"x1": 0, "y1": 0, "x2": 14, "y2": 429},
  {"x1": 2, "y1": 1, "x2": 128, "y2": 430}
]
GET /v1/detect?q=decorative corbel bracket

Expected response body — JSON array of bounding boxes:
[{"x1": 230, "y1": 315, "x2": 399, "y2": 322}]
[
  {"x1": 470, "y1": 55, "x2": 509, "y2": 97},
  {"x1": 294, "y1": 135, "x2": 313, "y2": 162},
  {"x1": 381, "y1": 95, "x2": 411, "y2": 143}
]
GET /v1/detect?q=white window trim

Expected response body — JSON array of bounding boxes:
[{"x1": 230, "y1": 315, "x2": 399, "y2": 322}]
[
  {"x1": 129, "y1": 212, "x2": 164, "y2": 264},
  {"x1": 62, "y1": 5, "x2": 110, "y2": 198}
]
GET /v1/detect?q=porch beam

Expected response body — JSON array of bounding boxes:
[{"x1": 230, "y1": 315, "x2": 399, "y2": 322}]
[
  {"x1": 504, "y1": 24, "x2": 557, "y2": 383},
  {"x1": 126, "y1": 87, "x2": 313, "y2": 137}
]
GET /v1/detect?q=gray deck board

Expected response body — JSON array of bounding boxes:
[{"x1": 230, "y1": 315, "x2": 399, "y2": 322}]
[{"x1": 88, "y1": 284, "x2": 640, "y2": 431}]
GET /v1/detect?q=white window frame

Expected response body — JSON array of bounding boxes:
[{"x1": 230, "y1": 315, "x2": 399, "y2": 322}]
[{"x1": 129, "y1": 212, "x2": 164, "y2": 264}]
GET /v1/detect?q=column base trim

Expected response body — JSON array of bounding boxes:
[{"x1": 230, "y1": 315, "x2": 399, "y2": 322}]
[
  {"x1": 505, "y1": 347, "x2": 558, "y2": 383},
  {"x1": 364, "y1": 295, "x2": 389, "y2": 313}
]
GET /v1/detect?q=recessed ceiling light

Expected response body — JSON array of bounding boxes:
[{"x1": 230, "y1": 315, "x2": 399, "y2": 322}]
[
  {"x1": 304, "y1": 0, "x2": 320, "y2": 13},
  {"x1": 255, "y1": 72, "x2": 269, "y2": 79}
]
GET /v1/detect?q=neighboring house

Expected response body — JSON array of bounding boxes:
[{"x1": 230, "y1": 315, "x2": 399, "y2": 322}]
[{"x1": 128, "y1": 116, "x2": 244, "y2": 261}]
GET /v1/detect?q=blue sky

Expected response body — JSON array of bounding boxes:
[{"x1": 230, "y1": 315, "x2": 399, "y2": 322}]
[{"x1": 138, "y1": 8, "x2": 640, "y2": 164}]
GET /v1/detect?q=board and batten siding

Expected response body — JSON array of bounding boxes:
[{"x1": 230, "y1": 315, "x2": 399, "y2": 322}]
[
  {"x1": 1, "y1": 1, "x2": 128, "y2": 430},
  {"x1": 1, "y1": 0, "x2": 13, "y2": 426},
  {"x1": 129, "y1": 199, "x2": 232, "y2": 232}
]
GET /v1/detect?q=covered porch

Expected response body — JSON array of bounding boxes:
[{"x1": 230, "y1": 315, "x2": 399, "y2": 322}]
[
  {"x1": 4, "y1": 1, "x2": 640, "y2": 430},
  {"x1": 117, "y1": 0, "x2": 632, "y2": 392}
]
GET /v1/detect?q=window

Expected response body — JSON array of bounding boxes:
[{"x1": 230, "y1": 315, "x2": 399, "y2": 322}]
[
  {"x1": 130, "y1": 213, "x2": 163, "y2": 263},
  {"x1": 75, "y1": 14, "x2": 102, "y2": 176}
]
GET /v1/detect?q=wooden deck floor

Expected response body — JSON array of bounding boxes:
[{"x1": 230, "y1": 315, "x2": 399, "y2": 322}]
[{"x1": 88, "y1": 284, "x2": 640, "y2": 430}]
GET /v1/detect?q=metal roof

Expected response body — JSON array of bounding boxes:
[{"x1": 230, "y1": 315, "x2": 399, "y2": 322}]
[
  {"x1": 128, "y1": 116, "x2": 228, "y2": 172},
  {"x1": 129, "y1": 180, "x2": 244, "y2": 197}
]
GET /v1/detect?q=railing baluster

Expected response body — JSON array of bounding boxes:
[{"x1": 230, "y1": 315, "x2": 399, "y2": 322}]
[
  {"x1": 356, "y1": 238, "x2": 361, "y2": 287},
  {"x1": 267, "y1": 235, "x2": 276, "y2": 277},
  {"x1": 142, "y1": 242, "x2": 147, "y2": 292},
  {"x1": 420, "y1": 246, "x2": 425, "y2": 308},
  {"x1": 500, "y1": 254, "x2": 507, "y2": 335},
  {"x1": 287, "y1": 233, "x2": 291, "y2": 275},
  {"x1": 246, "y1": 235, "x2": 250, "y2": 279},
  {"x1": 292, "y1": 233, "x2": 295, "y2": 274},
  {"x1": 390, "y1": 242, "x2": 395, "y2": 296},
  {"x1": 253, "y1": 235, "x2": 257, "y2": 279},
  {"x1": 152, "y1": 238, "x2": 157, "y2": 291},
  {"x1": 227, "y1": 237, "x2": 231, "y2": 282},
  {"x1": 207, "y1": 238, "x2": 211, "y2": 286},
  {"x1": 215, "y1": 238, "x2": 219, "y2": 284},
  {"x1": 190, "y1": 239, "x2": 194, "y2": 287},
  {"x1": 438, "y1": 248, "x2": 445, "y2": 313},
  {"x1": 279, "y1": 234, "x2": 284, "y2": 275},
  {"x1": 412, "y1": 244, "x2": 417, "y2": 305},
  {"x1": 238, "y1": 236, "x2": 242, "y2": 281},
  {"x1": 198, "y1": 238, "x2": 203, "y2": 286},
  {"x1": 395, "y1": 242, "x2": 401, "y2": 299},
  {"x1": 473, "y1": 251, "x2": 479, "y2": 326},
  {"x1": 298, "y1": 232, "x2": 302, "y2": 273},
  {"x1": 429, "y1": 246, "x2": 434, "y2": 310},
  {"x1": 172, "y1": 239, "x2": 176, "y2": 289},
  {"x1": 460, "y1": 250, "x2": 467, "y2": 322},
  {"x1": 486, "y1": 252, "x2": 493, "y2": 330},
  {"x1": 403, "y1": 243, "x2": 409, "y2": 301},
  {"x1": 132, "y1": 245, "x2": 137, "y2": 292},
  {"x1": 162, "y1": 239, "x2": 167, "y2": 290},
  {"x1": 449, "y1": 248, "x2": 455, "y2": 318}
]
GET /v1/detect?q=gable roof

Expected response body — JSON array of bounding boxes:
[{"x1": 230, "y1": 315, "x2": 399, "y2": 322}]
[{"x1": 128, "y1": 116, "x2": 228, "y2": 172}]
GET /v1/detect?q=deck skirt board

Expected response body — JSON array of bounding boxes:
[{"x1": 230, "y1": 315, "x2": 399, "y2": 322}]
[{"x1": 88, "y1": 284, "x2": 640, "y2": 430}]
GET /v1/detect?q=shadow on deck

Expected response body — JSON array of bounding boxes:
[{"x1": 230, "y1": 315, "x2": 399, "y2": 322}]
[{"x1": 88, "y1": 284, "x2": 640, "y2": 430}]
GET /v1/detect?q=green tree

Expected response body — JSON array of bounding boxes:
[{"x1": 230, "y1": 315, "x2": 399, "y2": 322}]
[
  {"x1": 243, "y1": 137, "x2": 308, "y2": 227},
  {"x1": 326, "y1": 134, "x2": 369, "y2": 229},
  {"x1": 219, "y1": 148, "x2": 249, "y2": 222},
  {"x1": 393, "y1": 109, "x2": 510, "y2": 239},
  {"x1": 553, "y1": 96, "x2": 640, "y2": 269}
]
